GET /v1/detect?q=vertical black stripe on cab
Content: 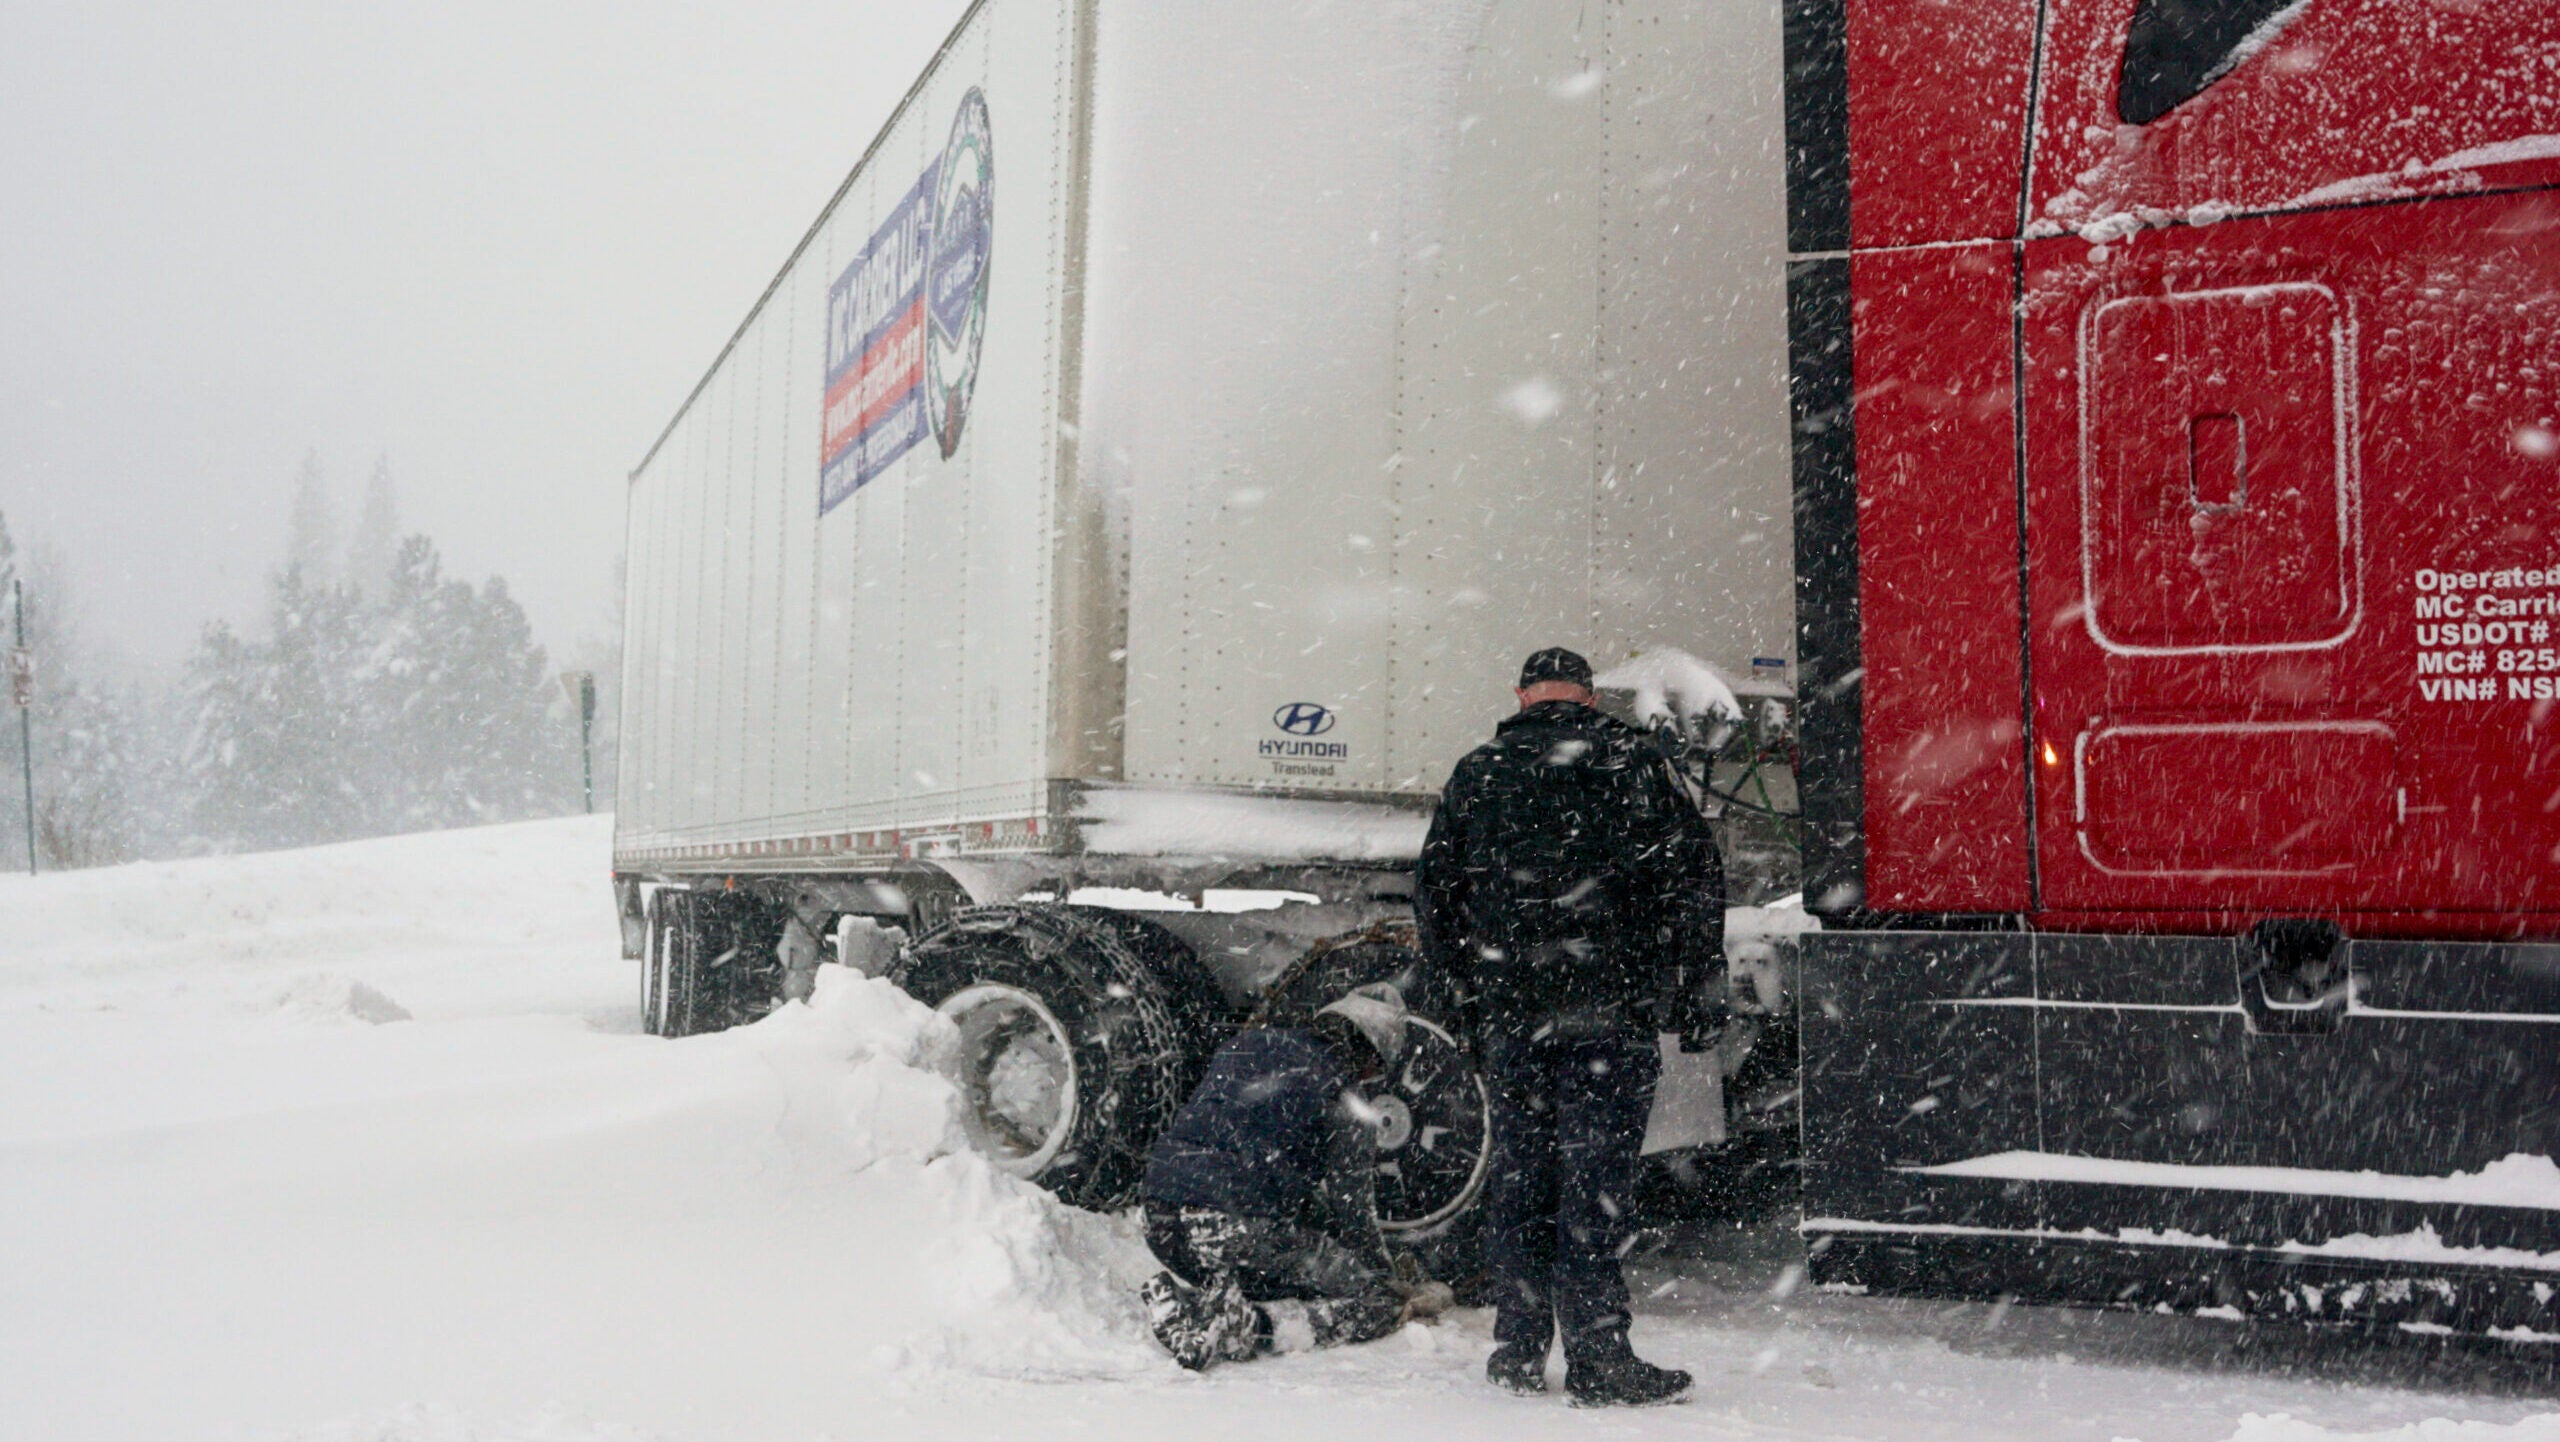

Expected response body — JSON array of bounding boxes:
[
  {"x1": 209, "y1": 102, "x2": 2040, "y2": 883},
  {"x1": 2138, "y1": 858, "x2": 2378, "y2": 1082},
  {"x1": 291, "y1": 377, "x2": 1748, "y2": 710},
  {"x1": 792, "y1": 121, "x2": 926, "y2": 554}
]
[
  {"x1": 1786, "y1": 0, "x2": 1860, "y2": 918},
  {"x1": 1790, "y1": 255, "x2": 1864, "y2": 919},
  {"x1": 1783, "y1": 0, "x2": 1852, "y2": 255}
]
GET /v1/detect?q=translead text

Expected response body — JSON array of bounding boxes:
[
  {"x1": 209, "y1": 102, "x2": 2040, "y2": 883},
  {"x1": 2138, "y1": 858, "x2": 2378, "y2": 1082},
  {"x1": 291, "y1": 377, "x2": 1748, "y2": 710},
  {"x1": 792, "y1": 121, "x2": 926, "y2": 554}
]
[{"x1": 2413, "y1": 567, "x2": 2560, "y2": 702}]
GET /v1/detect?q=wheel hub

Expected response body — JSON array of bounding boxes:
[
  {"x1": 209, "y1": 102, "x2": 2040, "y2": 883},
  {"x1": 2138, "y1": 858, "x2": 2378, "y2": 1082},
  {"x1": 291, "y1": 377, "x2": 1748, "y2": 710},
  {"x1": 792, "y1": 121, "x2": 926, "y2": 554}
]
[
  {"x1": 1367, "y1": 1015, "x2": 1491, "y2": 1235},
  {"x1": 1372, "y1": 1095, "x2": 1416, "y2": 1151},
  {"x1": 938, "y1": 983, "x2": 1079, "y2": 1176}
]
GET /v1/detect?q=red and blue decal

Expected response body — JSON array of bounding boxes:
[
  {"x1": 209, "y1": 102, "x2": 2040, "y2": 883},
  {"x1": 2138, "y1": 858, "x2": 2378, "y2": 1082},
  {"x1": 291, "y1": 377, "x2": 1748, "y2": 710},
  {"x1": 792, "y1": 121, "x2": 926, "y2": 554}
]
[{"x1": 822, "y1": 89, "x2": 994, "y2": 515}]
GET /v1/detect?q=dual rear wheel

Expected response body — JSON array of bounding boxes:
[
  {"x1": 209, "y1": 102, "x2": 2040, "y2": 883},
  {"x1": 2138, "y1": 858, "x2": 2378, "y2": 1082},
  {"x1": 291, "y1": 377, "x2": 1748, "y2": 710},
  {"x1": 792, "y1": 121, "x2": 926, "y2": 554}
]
[
  {"x1": 643, "y1": 892, "x2": 1504, "y2": 1253},
  {"x1": 905, "y1": 910, "x2": 1497, "y2": 1266}
]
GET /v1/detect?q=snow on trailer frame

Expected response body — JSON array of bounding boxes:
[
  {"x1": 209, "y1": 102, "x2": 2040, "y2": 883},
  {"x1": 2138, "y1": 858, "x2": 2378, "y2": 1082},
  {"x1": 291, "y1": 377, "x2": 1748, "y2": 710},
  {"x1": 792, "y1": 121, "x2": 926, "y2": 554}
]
[
  {"x1": 1789, "y1": 0, "x2": 2560, "y2": 1338},
  {"x1": 611, "y1": 0, "x2": 1799, "y2": 1273}
]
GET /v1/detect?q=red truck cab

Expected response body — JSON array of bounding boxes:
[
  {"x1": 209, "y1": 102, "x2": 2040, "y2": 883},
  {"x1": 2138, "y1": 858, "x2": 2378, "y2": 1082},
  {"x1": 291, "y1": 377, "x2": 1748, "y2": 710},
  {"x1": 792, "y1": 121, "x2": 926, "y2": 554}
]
[{"x1": 1791, "y1": 0, "x2": 2560, "y2": 1330}]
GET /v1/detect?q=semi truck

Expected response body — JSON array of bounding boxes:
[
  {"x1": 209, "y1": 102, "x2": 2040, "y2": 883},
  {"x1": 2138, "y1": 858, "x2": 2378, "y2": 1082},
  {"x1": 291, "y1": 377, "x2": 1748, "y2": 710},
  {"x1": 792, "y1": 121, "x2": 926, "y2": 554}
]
[
  {"x1": 613, "y1": 0, "x2": 2560, "y2": 1334},
  {"x1": 1791, "y1": 0, "x2": 2560, "y2": 1333}
]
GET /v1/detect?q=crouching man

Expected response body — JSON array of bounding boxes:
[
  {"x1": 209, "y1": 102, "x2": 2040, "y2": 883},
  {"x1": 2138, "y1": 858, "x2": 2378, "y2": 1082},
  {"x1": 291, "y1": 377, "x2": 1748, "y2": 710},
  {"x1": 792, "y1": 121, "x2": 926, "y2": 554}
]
[{"x1": 1138, "y1": 983, "x2": 1453, "y2": 1370}]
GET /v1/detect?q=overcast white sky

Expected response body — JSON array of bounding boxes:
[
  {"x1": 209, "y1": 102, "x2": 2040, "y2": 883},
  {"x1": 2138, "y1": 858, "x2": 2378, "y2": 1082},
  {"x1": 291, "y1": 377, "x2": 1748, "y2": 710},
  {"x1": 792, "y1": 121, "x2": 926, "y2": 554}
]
[{"x1": 0, "y1": 0, "x2": 972, "y2": 674}]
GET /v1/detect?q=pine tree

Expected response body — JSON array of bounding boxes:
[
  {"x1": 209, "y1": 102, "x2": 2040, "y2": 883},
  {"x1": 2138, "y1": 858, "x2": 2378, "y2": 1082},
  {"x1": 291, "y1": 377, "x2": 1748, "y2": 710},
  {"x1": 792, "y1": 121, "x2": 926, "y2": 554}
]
[
  {"x1": 33, "y1": 681, "x2": 142, "y2": 869},
  {"x1": 347, "y1": 455, "x2": 401, "y2": 601},
  {"x1": 172, "y1": 522, "x2": 591, "y2": 854},
  {"x1": 0, "y1": 511, "x2": 23, "y2": 870},
  {"x1": 285, "y1": 451, "x2": 338, "y2": 587},
  {"x1": 180, "y1": 620, "x2": 262, "y2": 852},
  {"x1": 367, "y1": 536, "x2": 572, "y2": 831},
  {"x1": 9, "y1": 546, "x2": 143, "y2": 867},
  {"x1": 248, "y1": 565, "x2": 367, "y2": 848}
]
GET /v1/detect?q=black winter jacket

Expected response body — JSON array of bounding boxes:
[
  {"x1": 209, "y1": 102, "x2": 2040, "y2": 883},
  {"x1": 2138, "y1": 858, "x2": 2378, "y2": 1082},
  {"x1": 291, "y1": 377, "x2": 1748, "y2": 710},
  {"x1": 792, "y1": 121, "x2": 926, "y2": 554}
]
[
  {"x1": 1414, "y1": 700, "x2": 1723, "y2": 1041},
  {"x1": 1141, "y1": 1026, "x2": 1385, "y2": 1259}
]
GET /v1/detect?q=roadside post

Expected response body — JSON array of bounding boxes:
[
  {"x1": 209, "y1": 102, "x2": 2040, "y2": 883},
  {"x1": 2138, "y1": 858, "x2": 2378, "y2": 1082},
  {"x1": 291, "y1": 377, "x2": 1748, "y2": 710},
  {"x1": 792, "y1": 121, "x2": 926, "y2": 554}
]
[
  {"x1": 559, "y1": 671, "x2": 596, "y2": 814},
  {"x1": 11, "y1": 580, "x2": 33, "y2": 875}
]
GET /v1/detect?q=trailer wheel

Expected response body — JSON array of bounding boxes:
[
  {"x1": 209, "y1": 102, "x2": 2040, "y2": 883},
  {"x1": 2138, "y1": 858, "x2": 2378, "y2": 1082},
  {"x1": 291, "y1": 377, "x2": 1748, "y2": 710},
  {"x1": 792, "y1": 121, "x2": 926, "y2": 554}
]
[
  {"x1": 644, "y1": 888, "x2": 784, "y2": 1038},
  {"x1": 641, "y1": 888, "x2": 685, "y2": 1036},
  {"x1": 896, "y1": 905, "x2": 1222, "y2": 1210},
  {"x1": 641, "y1": 890, "x2": 660, "y2": 1032},
  {"x1": 1253, "y1": 925, "x2": 1492, "y2": 1284}
]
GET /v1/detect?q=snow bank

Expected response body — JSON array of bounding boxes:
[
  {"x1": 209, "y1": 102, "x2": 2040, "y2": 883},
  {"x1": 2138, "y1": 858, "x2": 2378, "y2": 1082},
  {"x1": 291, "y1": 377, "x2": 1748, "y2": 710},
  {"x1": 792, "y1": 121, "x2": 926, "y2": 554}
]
[
  {"x1": 0, "y1": 818, "x2": 1157, "y2": 1442},
  {"x1": 273, "y1": 972, "x2": 415, "y2": 1026},
  {"x1": 0, "y1": 813, "x2": 618, "y2": 1018},
  {"x1": 2225, "y1": 1416, "x2": 2560, "y2": 1442},
  {"x1": 282, "y1": 1404, "x2": 658, "y2": 1442},
  {"x1": 735, "y1": 969, "x2": 1157, "y2": 1376}
]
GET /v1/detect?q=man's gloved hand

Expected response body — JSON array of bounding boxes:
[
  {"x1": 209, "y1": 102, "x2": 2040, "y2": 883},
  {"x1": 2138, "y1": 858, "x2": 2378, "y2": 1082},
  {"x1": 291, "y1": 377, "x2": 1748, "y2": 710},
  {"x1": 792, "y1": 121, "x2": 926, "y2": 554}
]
[
  {"x1": 1389, "y1": 1253, "x2": 1458, "y2": 1323},
  {"x1": 1400, "y1": 1282, "x2": 1457, "y2": 1324}
]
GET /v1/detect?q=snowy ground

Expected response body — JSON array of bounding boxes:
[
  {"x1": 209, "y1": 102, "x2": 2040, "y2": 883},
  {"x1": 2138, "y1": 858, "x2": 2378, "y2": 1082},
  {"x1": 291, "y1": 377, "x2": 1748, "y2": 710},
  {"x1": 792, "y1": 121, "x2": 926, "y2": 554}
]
[{"x1": 1, "y1": 817, "x2": 2555, "y2": 1442}]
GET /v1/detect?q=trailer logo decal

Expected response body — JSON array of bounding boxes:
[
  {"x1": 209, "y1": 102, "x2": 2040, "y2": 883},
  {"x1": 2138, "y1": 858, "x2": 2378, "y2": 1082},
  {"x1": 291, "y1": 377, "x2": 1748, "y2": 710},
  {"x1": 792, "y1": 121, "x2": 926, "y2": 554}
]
[
  {"x1": 927, "y1": 89, "x2": 993, "y2": 463},
  {"x1": 1264, "y1": 703, "x2": 1348, "y2": 775},
  {"x1": 820, "y1": 88, "x2": 994, "y2": 514},
  {"x1": 1272, "y1": 702, "x2": 1337, "y2": 736}
]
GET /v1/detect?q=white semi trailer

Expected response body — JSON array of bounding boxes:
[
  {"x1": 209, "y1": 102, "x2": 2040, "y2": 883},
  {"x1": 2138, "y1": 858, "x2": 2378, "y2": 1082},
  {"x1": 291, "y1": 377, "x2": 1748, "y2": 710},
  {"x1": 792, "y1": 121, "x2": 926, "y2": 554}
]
[{"x1": 613, "y1": 0, "x2": 1796, "y2": 1257}]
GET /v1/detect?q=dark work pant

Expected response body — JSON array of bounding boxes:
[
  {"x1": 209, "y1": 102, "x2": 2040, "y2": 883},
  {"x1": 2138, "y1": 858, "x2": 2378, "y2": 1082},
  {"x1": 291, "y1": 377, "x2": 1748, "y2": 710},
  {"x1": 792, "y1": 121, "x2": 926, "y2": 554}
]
[
  {"x1": 1483, "y1": 1031, "x2": 1660, "y2": 1364},
  {"x1": 1145, "y1": 1207, "x2": 1401, "y2": 1350}
]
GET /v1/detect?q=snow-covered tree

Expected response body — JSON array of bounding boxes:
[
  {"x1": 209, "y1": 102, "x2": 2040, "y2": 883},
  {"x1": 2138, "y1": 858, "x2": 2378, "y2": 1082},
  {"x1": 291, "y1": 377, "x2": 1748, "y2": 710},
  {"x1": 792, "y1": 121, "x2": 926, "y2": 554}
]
[
  {"x1": 0, "y1": 510, "x2": 23, "y2": 870},
  {"x1": 178, "y1": 619, "x2": 262, "y2": 852},
  {"x1": 285, "y1": 451, "x2": 339, "y2": 586},
  {"x1": 178, "y1": 531, "x2": 580, "y2": 851},
  {"x1": 365, "y1": 536, "x2": 572, "y2": 832},
  {"x1": 347, "y1": 455, "x2": 401, "y2": 601},
  {"x1": 0, "y1": 544, "x2": 147, "y2": 868}
]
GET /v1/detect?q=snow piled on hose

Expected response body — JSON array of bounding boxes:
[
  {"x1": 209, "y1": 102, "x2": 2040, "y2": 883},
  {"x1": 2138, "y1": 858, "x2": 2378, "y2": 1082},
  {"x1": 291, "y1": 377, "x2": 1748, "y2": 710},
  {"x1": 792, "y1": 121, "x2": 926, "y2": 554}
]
[{"x1": 1595, "y1": 648, "x2": 1745, "y2": 723}]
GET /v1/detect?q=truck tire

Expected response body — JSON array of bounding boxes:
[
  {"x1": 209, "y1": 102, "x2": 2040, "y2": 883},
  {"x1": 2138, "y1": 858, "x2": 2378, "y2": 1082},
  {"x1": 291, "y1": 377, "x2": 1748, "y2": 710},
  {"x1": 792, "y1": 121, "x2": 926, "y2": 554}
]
[
  {"x1": 895, "y1": 905, "x2": 1227, "y2": 1210},
  {"x1": 644, "y1": 888, "x2": 784, "y2": 1038},
  {"x1": 641, "y1": 887, "x2": 688, "y2": 1036},
  {"x1": 1252, "y1": 924, "x2": 1493, "y2": 1287},
  {"x1": 641, "y1": 889, "x2": 661, "y2": 1032}
]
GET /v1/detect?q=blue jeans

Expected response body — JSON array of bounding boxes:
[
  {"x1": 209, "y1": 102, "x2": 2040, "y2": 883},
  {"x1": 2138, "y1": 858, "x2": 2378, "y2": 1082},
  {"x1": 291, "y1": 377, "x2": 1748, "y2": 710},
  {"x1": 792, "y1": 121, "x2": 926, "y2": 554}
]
[{"x1": 1483, "y1": 1031, "x2": 1660, "y2": 1364}]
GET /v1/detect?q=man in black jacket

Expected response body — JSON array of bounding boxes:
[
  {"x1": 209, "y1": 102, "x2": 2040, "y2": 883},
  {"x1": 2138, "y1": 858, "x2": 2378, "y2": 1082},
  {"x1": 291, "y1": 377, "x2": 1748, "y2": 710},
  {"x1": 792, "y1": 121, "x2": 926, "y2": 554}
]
[
  {"x1": 1416, "y1": 647, "x2": 1722, "y2": 1407},
  {"x1": 1137, "y1": 984, "x2": 1452, "y2": 1370}
]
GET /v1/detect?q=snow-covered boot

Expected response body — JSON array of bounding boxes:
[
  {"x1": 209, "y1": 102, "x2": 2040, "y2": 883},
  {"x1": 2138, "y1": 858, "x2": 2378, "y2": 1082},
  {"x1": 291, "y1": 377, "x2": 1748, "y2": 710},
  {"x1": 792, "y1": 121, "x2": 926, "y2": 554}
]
[
  {"x1": 1143, "y1": 1271, "x2": 1258, "y2": 1371},
  {"x1": 1486, "y1": 1343, "x2": 1549, "y2": 1395},
  {"x1": 1210, "y1": 1284, "x2": 1264, "y2": 1362}
]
